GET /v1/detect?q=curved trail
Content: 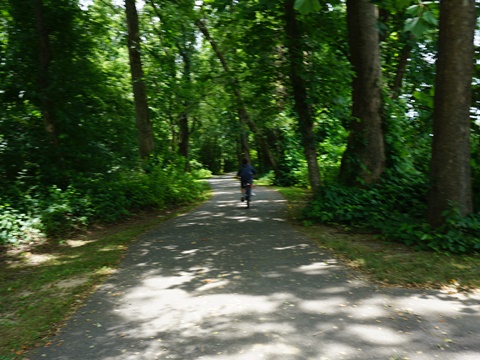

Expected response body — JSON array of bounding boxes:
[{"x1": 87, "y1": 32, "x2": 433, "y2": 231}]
[{"x1": 31, "y1": 175, "x2": 480, "y2": 360}]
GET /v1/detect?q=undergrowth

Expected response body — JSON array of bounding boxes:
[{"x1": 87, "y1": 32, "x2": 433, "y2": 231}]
[
  {"x1": 0, "y1": 159, "x2": 209, "y2": 245},
  {"x1": 303, "y1": 173, "x2": 480, "y2": 254}
]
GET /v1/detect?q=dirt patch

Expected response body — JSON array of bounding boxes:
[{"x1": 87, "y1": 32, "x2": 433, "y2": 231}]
[
  {"x1": 55, "y1": 277, "x2": 89, "y2": 290},
  {"x1": 64, "y1": 239, "x2": 95, "y2": 248}
]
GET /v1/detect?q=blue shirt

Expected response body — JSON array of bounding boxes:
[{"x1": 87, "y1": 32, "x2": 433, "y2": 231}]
[{"x1": 237, "y1": 164, "x2": 256, "y2": 182}]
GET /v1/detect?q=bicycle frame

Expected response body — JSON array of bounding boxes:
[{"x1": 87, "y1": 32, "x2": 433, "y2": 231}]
[{"x1": 243, "y1": 183, "x2": 252, "y2": 208}]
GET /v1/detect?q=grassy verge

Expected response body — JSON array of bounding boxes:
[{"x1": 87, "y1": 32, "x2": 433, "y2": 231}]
[
  {"x1": 0, "y1": 183, "x2": 211, "y2": 360},
  {"x1": 276, "y1": 186, "x2": 480, "y2": 292}
]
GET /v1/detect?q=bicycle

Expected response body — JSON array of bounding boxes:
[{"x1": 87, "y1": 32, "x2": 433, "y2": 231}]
[{"x1": 242, "y1": 182, "x2": 252, "y2": 208}]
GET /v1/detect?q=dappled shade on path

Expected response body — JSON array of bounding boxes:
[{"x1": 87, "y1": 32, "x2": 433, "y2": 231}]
[{"x1": 31, "y1": 175, "x2": 480, "y2": 360}]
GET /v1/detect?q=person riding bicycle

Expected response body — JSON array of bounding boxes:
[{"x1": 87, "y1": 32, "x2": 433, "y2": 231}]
[{"x1": 237, "y1": 158, "x2": 256, "y2": 202}]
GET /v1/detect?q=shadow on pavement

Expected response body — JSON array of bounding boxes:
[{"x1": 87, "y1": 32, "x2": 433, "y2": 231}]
[{"x1": 30, "y1": 175, "x2": 480, "y2": 360}]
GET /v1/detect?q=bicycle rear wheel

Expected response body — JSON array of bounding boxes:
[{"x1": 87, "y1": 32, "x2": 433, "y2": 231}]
[{"x1": 245, "y1": 185, "x2": 251, "y2": 208}]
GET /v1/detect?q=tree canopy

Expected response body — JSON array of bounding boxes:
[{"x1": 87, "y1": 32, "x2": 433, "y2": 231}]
[{"x1": 1, "y1": 0, "x2": 479, "y2": 253}]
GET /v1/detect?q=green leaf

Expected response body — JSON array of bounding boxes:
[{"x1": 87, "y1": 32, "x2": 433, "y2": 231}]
[
  {"x1": 294, "y1": 0, "x2": 321, "y2": 14},
  {"x1": 406, "y1": 4, "x2": 421, "y2": 16},
  {"x1": 422, "y1": 11, "x2": 438, "y2": 26},
  {"x1": 404, "y1": 17, "x2": 429, "y2": 38}
]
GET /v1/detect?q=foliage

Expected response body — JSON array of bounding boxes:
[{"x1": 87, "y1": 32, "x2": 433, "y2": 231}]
[
  {"x1": 403, "y1": 1, "x2": 438, "y2": 38},
  {"x1": 0, "y1": 206, "x2": 43, "y2": 245},
  {"x1": 295, "y1": 0, "x2": 321, "y2": 14},
  {"x1": 0, "y1": 161, "x2": 204, "y2": 245},
  {"x1": 303, "y1": 172, "x2": 480, "y2": 254},
  {"x1": 0, "y1": 0, "x2": 478, "y2": 254},
  {"x1": 189, "y1": 159, "x2": 213, "y2": 179}
]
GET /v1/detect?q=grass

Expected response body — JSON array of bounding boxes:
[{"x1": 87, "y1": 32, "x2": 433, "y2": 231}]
[
  {"x1": 276, "y1": 186, "x2": 480, "y2": 292},
  {"x1": 0, "y1": 184, "x2": 211, "y2": 360}
]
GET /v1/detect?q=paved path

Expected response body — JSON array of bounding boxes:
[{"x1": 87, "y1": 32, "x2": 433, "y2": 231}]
[{"x1": 31, "y1": 175, "x2": 480, "y2": 360}]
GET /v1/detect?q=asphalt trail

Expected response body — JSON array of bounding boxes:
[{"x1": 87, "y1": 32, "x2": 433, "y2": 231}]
[{"x1": 30, "y1": 174, "x2": 480, "y2": 360}]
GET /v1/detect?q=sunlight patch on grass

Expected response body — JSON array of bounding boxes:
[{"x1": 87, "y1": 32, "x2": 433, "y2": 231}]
[
  {"x1": 95, "y1": 266, "x2": 116, "y2": 276},
  {"x1": 64, "y1": 239, "x2": 95, "y2": 247},
  {"x1": 55, "y1": 277, "x2": 89, "y2": 289}
]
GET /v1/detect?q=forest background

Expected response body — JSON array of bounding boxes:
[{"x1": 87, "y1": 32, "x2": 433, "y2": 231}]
[{"x1": 1, "y1": 0, "x2": 479, "y2": 255}]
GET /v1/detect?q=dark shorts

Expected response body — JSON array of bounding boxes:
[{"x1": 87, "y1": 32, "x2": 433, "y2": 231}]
[{"x1": 241, "y1": 179, "x2": 253, "y2": 188}]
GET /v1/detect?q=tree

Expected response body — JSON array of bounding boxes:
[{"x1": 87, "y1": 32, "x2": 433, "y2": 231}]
[
  {"x1": 1, "y1": 0, "x2": 138, "y2": 184},
  {"x1": 33, "y1": 0, "x2": 58, "y2": 148},
  {"x1": 284, "y1": 0, "x2": 322, "y2": 194},
  {"x1": 427, "y1": 0, "x2": 475, "y2": 226},
  {"x1": 125, "y1": 0, "x2": 155, "y2": 159},
  {"x1": 339, "y1": 0, "x2": 385, "y2": 186},
  {"x1": 145, "y1": 0, "x2": 198, "y2": 169},
  {"x1": 195, "y1": 15, "x2": 280, "y2": 177}
]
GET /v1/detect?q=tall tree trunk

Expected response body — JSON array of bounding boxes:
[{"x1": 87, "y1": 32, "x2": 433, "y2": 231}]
[
  {"x1": 283, "y1": 0, "x2": 321, "y2": 194},
  {"x1": 125, "y1": 0, "x2": 155, "y2": 160},
  {"x1": 178, "y1": 44, "x2": 192, "y2": 171},
  {"x1": 390, "y1": 43, "x2": 412, "y2": 99},
  {"x1": 427, "y1": 0, "x2": 475, "y2": 227},
  {"x1": 33, "y1": 0, "x2": 58, "y2": 147},
  {"x1": 340, "y1": 0, "x2": 385, "y2": 186},
  {"x1": 195, "y1": 18, "x2": 280, "y2": 177}
]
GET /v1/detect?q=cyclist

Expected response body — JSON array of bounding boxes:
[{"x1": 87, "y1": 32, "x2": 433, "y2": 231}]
[{"x1": 236, "y1": 158, "x2": 256, "y2": 202}]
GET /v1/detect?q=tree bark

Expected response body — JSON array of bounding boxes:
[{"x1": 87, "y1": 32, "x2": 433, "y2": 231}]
[
  {"x1": 178, "y1": 43, "x2": 192, "y2": 170},
  {"x1": 340, "y1": 0, "x2": 385, "y2": 186},
  {"x1": 33, "y1": 0, "x2": 58, "y2": 146},
  {"x1": 283, "y1": 0, "x2": 321, "y2": 194},
  {"x1": 427, "y1": 0, "x2": 475, "y2": 227},
  {"x1": 125, "y1": 0, "x2": 155, "y2": 159},
  {"x1": 390, "y1": 43, "x2": 412, "y2": 99}
]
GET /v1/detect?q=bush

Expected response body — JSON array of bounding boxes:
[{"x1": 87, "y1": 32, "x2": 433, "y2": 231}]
[
  {"x1": 0, "y1": 161, "x2": 205, "y2": 245},
  {"x1": 303, "y1": 174, "x2": 480, "y2": 254},
  {"x1": 258, "y1": 170, "x2": 276, "y2": 185},
  {"x1": 0, "y1": 206, "x2": 44, "y2": 244},
  {"x1": 40, "y1": 185, "x2": 93, "y2": 237},
  {"x1": 191, "y1": 168, "x2": 213, "y2": 179},
  {"x1": 189, "y1": 160, "x2": 213, "y2": 179}
]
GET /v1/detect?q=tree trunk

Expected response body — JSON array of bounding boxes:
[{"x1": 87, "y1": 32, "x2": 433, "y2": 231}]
[
  {"x1": 283, "y1": 0, "x2": 321, "y2": 194},
  {"x1": 427, "y1": 0, "x2": 475, "y2": 227},
  {"x1": 390, "y1": 43, "x2": 412, "y2": 99},
  {"x1": 125, "y1": 0, "x2": 155, "y2": 160},
  {"x1": 33, "y1": 0, "x2": 58, "y2": 146},
  {"x1": 178, "y1": 45, "x2": 192, "y2": 171},
  {"x1": 340, "y1": 0, "x2": 385, "y2": 186}
]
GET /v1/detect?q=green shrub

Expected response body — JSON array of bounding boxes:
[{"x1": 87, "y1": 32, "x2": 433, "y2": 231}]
[
  {"x1": 189, "y1": 159, "x2": 213, "y2": 179},
  {"x1": 0, "y1": 206, "x2": 44, "y2": 244},
  {"x1": 303, "y1": 174, "x2": 480, "y2": 254},
  {"x1": 191, "y1": 168, "x2": 213, "y2": 179},
  {"x1": 40, "y1": 185, "x2": 93, "y2": 238},
  {"x1": 0, "y1": 161, "x2": 205, "y2": 245},
  {"x1": 258, "y1": 170, "x2": 276, "y2": 185}
]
